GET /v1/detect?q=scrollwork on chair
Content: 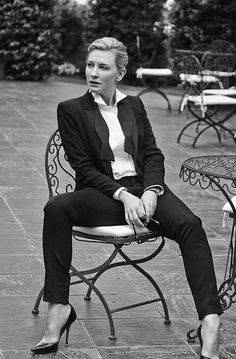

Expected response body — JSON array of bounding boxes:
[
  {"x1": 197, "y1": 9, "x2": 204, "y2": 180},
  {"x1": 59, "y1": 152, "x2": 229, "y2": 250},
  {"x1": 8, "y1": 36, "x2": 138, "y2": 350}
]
[
  {"x1": 218, "y1": 278, "x2": 236, "y2": 310},
  {"x1": 45, "y1": 129, "x2": 75, "y2": 198}
]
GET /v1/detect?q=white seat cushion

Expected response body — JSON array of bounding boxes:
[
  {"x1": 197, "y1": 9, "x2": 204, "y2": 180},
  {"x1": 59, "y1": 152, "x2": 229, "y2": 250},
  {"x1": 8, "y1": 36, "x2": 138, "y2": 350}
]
[
  {"x1": 136, "y1": 67, "x2": 173, "y2": 79},
  {"x1": 179, "y1": 73, "x2": 220, "y2": 84},
  {"x1": 73, "y1": 224, "x2": 151, "y2": 237},
  {"x1": 223, "y1": 196, "x2": 236, "y2": 214},
  {"x1": 188, "y1": 94, "x2": 236, "y2": 106},
  {"x1": 202, "y1": 70, "x2": 236, "y2": 78},
  {"x1": 203, "y1": 88, "x2": 236, "y2": 96}
]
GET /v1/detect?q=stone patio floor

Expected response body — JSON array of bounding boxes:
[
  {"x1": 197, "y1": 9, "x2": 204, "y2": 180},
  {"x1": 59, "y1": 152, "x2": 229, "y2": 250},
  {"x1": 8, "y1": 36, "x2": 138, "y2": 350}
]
[{"x1": 0, "y1": 78, "x2": 236, "y2": 358}]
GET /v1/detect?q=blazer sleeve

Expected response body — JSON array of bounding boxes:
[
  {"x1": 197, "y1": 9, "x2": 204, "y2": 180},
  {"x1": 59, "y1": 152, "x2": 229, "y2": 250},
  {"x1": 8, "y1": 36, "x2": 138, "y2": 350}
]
[
  {"x1": 137, "y1": 97, "x2": 165, "y2": 189},
  {"x1": 57, "y1": 101, "x2": 122, "y2": 197}
]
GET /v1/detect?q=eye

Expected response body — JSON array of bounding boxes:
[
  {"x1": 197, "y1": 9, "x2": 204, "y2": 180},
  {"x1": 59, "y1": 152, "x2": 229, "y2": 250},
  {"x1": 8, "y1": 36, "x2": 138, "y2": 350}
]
[
  {"x1": 99, "y1": 64, "x2": 109, "y2": 70},
  {"x1": 86, "y1": 62, "x2": 94, "y2": 68}
]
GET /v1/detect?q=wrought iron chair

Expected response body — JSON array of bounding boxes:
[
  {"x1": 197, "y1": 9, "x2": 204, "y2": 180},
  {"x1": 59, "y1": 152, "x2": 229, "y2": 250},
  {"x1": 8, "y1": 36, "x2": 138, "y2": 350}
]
[
  {"x1": 176, "y1": 54, "x2": 236, "y2": 147},
  {"x1": 32, "y1": 129, "x2": 171, "y2": 340},
  {"x1": 135, "y1": 35, "x2": 173, "y2": 110},
  {"x1": 201, "y1": 50, "x2": 236, "y2": 89},
  {"x1": 176, "y1": 54, "x2": 223, "y2": 113},
  {"x1": 176, "y1": 40, "x2": 236, "y2": 112},
  {"x1": 208, "y1": 40, "x2": 236, "y2": 55}
]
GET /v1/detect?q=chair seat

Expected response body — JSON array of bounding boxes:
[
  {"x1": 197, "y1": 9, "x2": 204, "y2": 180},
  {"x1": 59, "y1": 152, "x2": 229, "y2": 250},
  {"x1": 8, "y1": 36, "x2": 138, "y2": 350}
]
[
  {"x1": 188, "y1": 94, "x2": 236, "y2": 106},
  {"x1": 202, "y1": 70, "x2": 236, "y2": 78},
  {"x1": 203, "y1": 88, "x2": 236, "y2": 96},
  {"x1": 73, "y1": 224, "x2": 157, "y2": 244},
  {"x1": 136, "y1": 67, "x2": 173, "y2": 79},
  {"x1": 74, "y1": 224, "x2": 150, "y2": 236},
  {"x1": 179, "y1": 73, "x2": 220, "y2": 84}
]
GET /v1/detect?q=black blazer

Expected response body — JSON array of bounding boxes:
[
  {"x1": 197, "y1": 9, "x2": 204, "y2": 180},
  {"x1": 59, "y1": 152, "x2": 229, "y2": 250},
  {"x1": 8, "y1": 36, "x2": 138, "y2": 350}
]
[{"x1": 57, "y1": 91, "x2": 165, "y2": 197}]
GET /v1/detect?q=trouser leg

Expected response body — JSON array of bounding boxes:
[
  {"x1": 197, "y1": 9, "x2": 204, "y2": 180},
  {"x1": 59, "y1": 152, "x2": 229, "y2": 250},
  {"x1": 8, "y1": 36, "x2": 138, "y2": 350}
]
[
  {"x1": 153, "y1": 186, "x2": 223, "y2": 319},
  {"x1": 42, "y1": 183, "x2": 223, "y2": 319},
  {"x1": 42, "y1": 189, "x2": 126, "y2": 303}
]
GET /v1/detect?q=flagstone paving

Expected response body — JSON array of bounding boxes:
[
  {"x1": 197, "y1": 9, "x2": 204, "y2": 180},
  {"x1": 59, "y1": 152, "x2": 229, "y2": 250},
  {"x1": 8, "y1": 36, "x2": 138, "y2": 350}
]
[{"x1": 0, "y1": 78, "x2": 235, "y2": 358}]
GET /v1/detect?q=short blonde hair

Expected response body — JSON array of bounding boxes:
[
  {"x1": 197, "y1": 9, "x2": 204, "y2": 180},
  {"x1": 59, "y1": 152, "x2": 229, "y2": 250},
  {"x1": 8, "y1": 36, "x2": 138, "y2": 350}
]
[{"x1": 87, "y1": 37, "x2": 128, "y2": 70}]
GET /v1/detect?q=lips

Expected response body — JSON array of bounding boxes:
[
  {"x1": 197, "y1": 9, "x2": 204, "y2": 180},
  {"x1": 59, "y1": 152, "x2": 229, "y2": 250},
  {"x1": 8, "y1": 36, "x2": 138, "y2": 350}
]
[{"x1": 89, "y1": 81, "x2": 100, "y2": 85}]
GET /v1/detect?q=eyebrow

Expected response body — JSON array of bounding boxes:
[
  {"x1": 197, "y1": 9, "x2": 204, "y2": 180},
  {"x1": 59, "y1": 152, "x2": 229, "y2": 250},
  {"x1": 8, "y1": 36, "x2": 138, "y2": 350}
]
[{"x1": 87, "y1": 60, "x2": 110, "y2": 67}]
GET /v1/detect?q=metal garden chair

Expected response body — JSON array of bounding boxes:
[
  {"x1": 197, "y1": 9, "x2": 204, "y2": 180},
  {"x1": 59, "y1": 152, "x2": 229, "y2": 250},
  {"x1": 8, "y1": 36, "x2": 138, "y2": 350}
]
[
  {"x1": 176, "y1": 53, "x2": 236, "y2": 147},
  {"x1": 32, "y1": 128, "x2": 171, "y2": 340}
]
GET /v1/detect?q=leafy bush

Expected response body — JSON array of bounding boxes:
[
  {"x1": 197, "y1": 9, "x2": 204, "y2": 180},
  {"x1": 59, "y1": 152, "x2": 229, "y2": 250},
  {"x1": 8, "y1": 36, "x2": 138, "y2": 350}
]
[
  {"x1": 0, "y1": 0, "x2": 61, "y2": 80},
  {"x1": 57, "y1": 1, "x2": 84, "y2": 66},
  {"x1": 168, "y1": 0, "x2": 236, "y2": 51}
]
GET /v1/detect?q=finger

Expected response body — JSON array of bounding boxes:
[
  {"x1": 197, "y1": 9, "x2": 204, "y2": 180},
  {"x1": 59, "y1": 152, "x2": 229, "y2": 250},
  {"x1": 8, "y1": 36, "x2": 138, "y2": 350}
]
[
  {"x1": 141, "y1": 203, "x2": 151, "y2": 223},
  {"x1": 128, "y1": 211, "x2": 144, "y2": 227},
  {"x1": 124, "y1": 211, "x2": 132, "y2": 226}
]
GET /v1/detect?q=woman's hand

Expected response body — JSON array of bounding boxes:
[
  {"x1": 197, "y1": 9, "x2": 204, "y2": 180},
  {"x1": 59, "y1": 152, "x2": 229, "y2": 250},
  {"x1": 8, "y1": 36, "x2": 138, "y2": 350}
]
[
  {"x1": 141, "y1": 190, "x2": 158, "y2": 224},
  {"x1": 119, "y1": 191, "x2": 146, "y2": 227}
]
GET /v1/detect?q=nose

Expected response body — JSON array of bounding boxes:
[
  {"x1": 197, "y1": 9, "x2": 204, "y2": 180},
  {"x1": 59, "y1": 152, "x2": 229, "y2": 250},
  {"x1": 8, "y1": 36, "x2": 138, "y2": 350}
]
[{"x1": 91, "y1": 66, "x2": 99, "y2": 78}]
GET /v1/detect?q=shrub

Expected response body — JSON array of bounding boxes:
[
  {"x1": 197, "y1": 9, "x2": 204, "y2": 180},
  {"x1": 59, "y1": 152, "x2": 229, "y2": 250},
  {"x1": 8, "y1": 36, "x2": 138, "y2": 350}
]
[
  {"x1": 55, "y1": 0, "x2": 85, "y2": 68},
  {"x1": 168, "y1": 0, "x2": 236, "y2": 51},
  {"x1": 0, "y1": 0, "x2": 61, "y2": 80}
]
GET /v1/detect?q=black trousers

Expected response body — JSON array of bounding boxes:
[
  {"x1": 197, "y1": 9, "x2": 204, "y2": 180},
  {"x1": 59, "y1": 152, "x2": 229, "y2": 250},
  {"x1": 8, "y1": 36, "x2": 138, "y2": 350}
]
[{"x1": 42, "y1": 176, "x2": 223, "y2": 320}]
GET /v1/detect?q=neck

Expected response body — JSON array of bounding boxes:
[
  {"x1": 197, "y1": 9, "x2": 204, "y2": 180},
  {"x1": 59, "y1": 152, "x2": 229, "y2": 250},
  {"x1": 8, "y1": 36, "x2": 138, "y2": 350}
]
[{"x1": 101, "y1": 89, "x2": 116, "y2": 106}]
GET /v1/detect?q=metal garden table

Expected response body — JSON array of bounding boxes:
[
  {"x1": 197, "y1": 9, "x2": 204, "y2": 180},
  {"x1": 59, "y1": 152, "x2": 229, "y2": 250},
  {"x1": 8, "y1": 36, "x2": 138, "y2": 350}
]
[{"x1": 179, "y1": 155, "x2": 236, "y2": 310}]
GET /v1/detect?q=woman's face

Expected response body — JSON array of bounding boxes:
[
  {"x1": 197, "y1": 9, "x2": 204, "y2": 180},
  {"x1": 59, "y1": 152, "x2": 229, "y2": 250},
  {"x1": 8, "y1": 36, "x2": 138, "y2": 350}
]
[{"x1": 86, "y1": 49, "x2": 125, "y2": 100}]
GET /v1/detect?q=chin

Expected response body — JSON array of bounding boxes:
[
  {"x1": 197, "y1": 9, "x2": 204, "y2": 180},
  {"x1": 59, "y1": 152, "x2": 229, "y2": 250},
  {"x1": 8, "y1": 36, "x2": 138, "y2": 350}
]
[{"x1": 89, "y1": 87, "x2": 100, "y2": 93}]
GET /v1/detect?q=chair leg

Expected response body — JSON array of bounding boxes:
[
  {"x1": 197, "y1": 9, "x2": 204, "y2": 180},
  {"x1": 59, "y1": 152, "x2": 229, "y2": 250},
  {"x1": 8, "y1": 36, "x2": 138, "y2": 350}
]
[
  {"x1": 118, "y1": 249, "x2": 171, "y2": 324},
  {"x1": 84, "y1": 243, "x2": 171, "y2": 325},
  {"x1": 31, "y1": 274, "x2": 116, "y2": 340},
  {"x1": 85, "y1": 239, "x2": 165, "y2": 299},
  {"x1": 70, "y1": 264, "x2": 117, "y2": 340},
  {"x1": 137, "y1": 88, "x2": 171, "y2": 110}
]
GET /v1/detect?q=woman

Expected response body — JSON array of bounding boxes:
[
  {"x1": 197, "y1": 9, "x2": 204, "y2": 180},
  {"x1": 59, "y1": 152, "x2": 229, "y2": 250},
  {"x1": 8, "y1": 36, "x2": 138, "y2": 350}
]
[{"x1": 31, "y1": 37, "x2": 222, "y2": 358}]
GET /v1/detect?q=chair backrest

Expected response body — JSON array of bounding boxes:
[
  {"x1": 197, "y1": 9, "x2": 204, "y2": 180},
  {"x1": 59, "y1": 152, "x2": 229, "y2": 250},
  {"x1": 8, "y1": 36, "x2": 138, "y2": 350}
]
[
  {"x1": 201, "y1": 51, "x2": 236, "y2": 72},
  {"x1": 45, "y1": 129, "x2": 75, "y2": 198},
  {"x1": 201, "y1": 50, "x2": 236, "y2": 88},
  {"x1": 179, "y1": 54, "x2": 202, "y2": 75},
  {"x1": 208, "y1": 40, "x2": 236, "y2": 54},
  {"x1": 176, "y1": 54, "x2": 205, "y2": 94},
  {"x1": 191, "y1": 43, "x2": 210, "y2": 60}
]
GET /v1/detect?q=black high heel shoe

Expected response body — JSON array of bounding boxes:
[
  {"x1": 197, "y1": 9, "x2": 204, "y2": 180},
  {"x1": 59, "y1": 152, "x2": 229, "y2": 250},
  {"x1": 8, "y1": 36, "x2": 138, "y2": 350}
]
[{"x1": 31, "y1": 304, "x2": 77, "y2": 355}]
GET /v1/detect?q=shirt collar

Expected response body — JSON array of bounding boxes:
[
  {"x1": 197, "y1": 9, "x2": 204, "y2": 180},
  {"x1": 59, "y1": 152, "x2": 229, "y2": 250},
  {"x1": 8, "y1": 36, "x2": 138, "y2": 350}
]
[{"x1": 91, "y1": 89, "x2": 127, "y2": 107}]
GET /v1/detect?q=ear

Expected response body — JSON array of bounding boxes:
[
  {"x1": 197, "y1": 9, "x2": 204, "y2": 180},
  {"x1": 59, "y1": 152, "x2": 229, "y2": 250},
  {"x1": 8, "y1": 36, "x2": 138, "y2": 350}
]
[{"x1": 116, "y1": 68, "x2": 126, "y2": 82}]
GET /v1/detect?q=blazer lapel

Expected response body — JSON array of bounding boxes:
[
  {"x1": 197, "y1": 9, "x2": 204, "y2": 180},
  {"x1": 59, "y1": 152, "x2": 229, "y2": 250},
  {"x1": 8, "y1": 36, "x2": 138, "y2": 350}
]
[
  {"x1": 94, "y1": 106, "x2": 114, "y2": 161},
  {"x1": 83, "y1": 92, "x2": 114, "y2": 161},
  {"x1": 118, "y1": 98, "x2": 138, "y2": 161}
]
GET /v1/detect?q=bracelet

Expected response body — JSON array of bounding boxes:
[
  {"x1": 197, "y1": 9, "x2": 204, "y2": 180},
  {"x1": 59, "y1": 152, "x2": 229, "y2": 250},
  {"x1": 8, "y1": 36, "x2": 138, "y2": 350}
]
[{"x1": 147, "y1": 188, "x2": 161, "y2": 196}]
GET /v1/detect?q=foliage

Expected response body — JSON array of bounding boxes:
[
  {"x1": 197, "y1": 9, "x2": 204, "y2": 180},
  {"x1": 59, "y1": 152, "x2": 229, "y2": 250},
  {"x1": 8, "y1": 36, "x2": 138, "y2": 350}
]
[
  {"x1": 54, "y1": 0, "x2": 86, "y2": 69},
  {"x1": 84, "y1": 0, "x2": 166, "y2": 81},
  {"x1": 168, "y1": 0, "x2": 236, "y2": 50},
  {"x1": 0, "y1": 0, "x2": 60, "y2": 80}
]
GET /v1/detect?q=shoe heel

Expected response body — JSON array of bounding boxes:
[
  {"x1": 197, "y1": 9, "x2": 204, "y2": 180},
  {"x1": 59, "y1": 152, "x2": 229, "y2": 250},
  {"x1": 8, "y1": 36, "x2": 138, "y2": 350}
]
[{"x1": 65, "y1": 324, "x2": 72, "y2": 344}]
